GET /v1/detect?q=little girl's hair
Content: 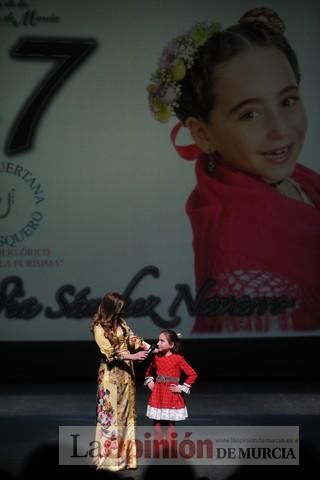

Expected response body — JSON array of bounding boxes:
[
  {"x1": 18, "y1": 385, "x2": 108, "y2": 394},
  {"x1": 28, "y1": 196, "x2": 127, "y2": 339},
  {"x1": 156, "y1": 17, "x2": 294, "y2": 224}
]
[
  {"x1": 176, "y1": 8, "x2": 300, "y2": 123},
  {"x1": 161, "y1": 329, "x2": 183, "y2": 354}
]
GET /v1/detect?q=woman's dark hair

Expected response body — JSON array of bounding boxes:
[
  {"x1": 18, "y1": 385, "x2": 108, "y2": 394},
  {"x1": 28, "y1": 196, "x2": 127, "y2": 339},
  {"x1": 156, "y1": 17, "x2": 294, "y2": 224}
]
[
  {"x1": 161, "y1": 329, "x2": 182, "y2": 354},
  {"x1": 175, "y1": 8, "x2": 300, "y2": 123},
  {"x1": 90, "y1": 291, "x2": 126, "y2": 335}
]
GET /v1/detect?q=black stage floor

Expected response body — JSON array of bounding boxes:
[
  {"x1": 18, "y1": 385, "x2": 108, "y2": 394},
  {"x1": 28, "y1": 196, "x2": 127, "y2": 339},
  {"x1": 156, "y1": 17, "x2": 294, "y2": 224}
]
[{"x1": 1, "y1": 380, "x2": 320, "y2": 479}]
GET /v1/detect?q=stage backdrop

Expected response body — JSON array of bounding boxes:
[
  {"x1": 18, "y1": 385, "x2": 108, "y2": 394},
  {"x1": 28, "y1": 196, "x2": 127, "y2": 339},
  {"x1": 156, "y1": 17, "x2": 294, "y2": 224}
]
[{"x1": 1, "y1": 0, "x2": 320, "y2": 343}]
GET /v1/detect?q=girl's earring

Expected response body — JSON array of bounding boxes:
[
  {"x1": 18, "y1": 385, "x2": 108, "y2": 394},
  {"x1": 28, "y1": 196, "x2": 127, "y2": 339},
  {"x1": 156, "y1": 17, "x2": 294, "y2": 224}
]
[{"x1": 206, "y1": 146, "x2": 216, "y2": 176}]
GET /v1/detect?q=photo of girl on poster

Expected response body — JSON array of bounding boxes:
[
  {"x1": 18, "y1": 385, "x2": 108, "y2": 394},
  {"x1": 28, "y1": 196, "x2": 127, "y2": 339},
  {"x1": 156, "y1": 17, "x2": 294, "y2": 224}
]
[{"x1": 147, "y1": 7, "x2": 320, "y2": 334}]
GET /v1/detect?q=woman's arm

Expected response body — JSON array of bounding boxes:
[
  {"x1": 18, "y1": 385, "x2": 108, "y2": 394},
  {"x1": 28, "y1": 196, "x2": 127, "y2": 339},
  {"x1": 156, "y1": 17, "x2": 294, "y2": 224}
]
[
  {"x1": 93, "y1": 325, "x2": 114, "y2": 362},
  {"x1": 127, "y1": 325, "x2": 151, "y2": 351},
  {"x1": 116, "y1": 350, "x2": 148, "y2": 361},
  {"x1": 128, "y1": 335, "x2": 151, "y2": 351}
]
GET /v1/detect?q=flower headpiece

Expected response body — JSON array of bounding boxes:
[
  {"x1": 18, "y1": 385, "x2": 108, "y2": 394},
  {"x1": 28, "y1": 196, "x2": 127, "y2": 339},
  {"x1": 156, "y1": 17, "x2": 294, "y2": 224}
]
[{"x1": 147, "y1": 20, "x2": 221, "y2": 123}]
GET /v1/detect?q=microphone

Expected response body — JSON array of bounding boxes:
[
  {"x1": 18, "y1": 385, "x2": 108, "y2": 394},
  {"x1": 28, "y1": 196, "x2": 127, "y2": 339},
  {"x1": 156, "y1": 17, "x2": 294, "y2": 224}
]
[{"x1": 147, "y1": 342, "x2": 158, "y2": 354}]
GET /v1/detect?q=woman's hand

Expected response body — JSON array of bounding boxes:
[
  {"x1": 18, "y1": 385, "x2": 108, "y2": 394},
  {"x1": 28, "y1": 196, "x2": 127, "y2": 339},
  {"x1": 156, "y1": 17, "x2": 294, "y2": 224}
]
[
  {"x1": 132, "y1": 350, "x2": 148, "y2": 361},
  {"x1": 147, "y1": 342, "x2": 159, "y2": 354},
  {"x1": 115, "y1": 350, "x2": 148, "y2": 361},
  {"x1": 142, "y1": 341, "x2": 151, "y2": 351}
]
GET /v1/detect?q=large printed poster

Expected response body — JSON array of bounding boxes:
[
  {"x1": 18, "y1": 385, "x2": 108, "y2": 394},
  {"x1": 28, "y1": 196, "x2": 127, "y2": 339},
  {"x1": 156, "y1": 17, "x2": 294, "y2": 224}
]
[{"x1": 1, "y1": 0, "x2": 320, "y2": 340}]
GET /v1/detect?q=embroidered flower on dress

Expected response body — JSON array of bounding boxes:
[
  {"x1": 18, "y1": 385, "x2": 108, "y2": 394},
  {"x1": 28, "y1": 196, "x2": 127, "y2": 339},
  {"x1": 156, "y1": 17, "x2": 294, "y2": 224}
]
[{"x1": 147, "y1": 20, "x2": 221, "y2": 123}]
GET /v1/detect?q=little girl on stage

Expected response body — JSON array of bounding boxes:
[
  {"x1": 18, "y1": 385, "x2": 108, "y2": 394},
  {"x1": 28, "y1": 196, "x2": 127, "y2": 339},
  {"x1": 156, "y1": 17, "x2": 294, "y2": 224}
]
[{"x1": 144, "y1": 330, "x2": 197, "y2": 448}]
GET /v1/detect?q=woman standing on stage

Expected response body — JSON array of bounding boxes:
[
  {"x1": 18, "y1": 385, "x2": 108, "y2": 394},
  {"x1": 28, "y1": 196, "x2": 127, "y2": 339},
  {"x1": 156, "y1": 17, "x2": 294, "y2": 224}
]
[{"x1": 91, "y1": 291, "x2": 150, "y2": 471}]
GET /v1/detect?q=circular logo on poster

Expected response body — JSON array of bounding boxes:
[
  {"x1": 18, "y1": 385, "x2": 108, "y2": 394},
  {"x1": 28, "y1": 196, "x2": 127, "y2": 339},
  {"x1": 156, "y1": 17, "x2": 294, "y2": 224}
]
[{"x1": 0, "y1": 161, "x2": 45, "y2": 247}]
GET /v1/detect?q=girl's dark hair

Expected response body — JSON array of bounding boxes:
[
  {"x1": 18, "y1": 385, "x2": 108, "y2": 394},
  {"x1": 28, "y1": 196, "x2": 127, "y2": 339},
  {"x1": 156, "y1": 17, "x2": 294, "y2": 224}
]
[
  {"x1": 175, "y1": 9, "x2": 300, "y2": 123},
  {"x1": 161, "y1": 329, "x2": 182, "y2": 354},
  {"x1": 90, "y1": 291, "x2": 126, "y2": 336}
]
